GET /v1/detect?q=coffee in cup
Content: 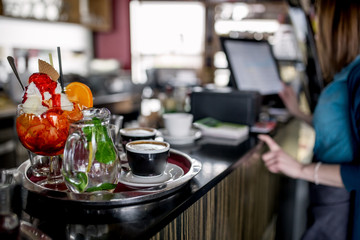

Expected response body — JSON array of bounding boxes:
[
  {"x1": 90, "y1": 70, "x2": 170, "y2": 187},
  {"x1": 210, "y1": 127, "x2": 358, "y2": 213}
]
[
  {"x1": 125, "y1": 140, "x2": 170, "y2": 177},
  {"x1": 119, "y1": 127, "x2": 157, "y2": 150}
]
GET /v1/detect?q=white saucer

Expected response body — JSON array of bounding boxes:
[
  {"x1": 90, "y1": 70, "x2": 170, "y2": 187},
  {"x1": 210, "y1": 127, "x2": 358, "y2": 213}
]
[
  {"x1": 159, "y1": 128, "x2": 201, "y2": 145},
  {"x1": 119, "y1": 163, "x2": 184, "y2": 187}
]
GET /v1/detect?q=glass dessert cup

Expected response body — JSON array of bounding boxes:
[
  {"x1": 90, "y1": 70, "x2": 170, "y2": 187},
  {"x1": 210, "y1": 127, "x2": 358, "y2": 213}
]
[
  {"x1": 62, "y1": 108, "x2": 120, "y2": 193},
  {"x1": 16, "y1": 104, "x2": 82, "y2": 190}
]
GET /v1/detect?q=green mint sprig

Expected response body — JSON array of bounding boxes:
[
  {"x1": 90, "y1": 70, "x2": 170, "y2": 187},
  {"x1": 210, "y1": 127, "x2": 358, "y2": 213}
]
[
  {"x1": 83, "y1": 117, "x2": 116, "y2": 164},
  {"x1": 63, "y1": 171, "x2": 88, "y2": 193}
]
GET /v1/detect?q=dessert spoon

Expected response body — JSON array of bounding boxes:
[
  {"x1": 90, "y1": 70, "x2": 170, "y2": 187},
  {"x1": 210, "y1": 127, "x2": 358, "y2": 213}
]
[{"x1": 7, "y1": 56, "x2": 25, "y2": 91}]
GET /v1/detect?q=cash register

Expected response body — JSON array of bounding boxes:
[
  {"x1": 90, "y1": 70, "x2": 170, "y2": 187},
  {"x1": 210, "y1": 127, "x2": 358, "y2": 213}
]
[{"x1": 190, "y1": 37, "x2": 287, "y2": 128}]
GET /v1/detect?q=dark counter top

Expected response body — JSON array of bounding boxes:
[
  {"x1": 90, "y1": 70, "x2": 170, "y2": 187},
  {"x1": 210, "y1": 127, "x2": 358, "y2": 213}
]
[{"x1": 21, "y1": 132, "x2": 259, "y2": 240}]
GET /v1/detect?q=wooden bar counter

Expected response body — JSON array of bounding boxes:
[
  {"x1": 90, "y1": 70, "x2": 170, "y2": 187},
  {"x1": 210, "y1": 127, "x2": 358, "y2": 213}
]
[{"x1": 21, "y1": 118, "x2": 312, "y2": 240}]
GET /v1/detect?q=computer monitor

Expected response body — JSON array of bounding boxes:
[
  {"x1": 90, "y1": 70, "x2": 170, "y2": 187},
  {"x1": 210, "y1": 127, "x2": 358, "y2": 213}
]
[
  {"x1": 220, "y1": 37, "x2": 285, "y2": 107},
  {"x1": 220, "y1": 37, "x2": 283, "y2": 95}
]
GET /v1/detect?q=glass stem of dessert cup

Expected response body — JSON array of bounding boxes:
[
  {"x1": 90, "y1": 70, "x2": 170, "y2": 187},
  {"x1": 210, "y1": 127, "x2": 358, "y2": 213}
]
[
  {"x1": 48, "y1": 155, "x2": 63, "y2": 183},
  {"x1": 27, "y1": 151, "x2": 50, "y2": 177},
  {"x1": 35, "y1": 155, "x2": 66, "y2": 190}
]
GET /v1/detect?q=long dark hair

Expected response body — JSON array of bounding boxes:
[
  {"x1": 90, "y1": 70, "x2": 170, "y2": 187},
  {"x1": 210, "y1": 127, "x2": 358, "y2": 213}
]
[{"x1": 316, "y1": 0, "x2": 360, "y2": 83}]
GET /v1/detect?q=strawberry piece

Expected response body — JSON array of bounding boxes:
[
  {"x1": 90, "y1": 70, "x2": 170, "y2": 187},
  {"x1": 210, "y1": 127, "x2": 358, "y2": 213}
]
[{"x1": 27, "y1": 73, "x2": 60, "y2": 107}]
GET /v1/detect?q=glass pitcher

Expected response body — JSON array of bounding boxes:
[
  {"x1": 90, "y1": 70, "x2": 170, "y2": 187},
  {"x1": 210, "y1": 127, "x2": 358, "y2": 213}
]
[{"x1": 62, "y1": 108, "x2": 120, "y2": 193}]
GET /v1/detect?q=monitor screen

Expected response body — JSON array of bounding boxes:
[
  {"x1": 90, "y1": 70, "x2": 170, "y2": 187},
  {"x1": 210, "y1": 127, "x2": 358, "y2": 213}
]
[{"x1": 220, "y1": 37, "x2": 283, "y2": 95}]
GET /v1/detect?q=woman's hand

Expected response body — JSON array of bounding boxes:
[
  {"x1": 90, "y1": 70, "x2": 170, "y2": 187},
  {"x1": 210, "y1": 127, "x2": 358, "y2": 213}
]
[
  {"x1": 279, "y1": 83, "x2": 301, "y2": 116},
  {"x1": 258, "y1": 134, "x2": 303, "y2": 179},
  {"x1": 279, "y1": 83, "x2": 313, "y2": 125}
]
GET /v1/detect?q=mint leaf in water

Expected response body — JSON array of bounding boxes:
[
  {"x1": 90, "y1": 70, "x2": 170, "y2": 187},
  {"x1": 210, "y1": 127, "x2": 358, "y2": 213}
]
[
  {"x1": 86, "y1": 183, "x2": 117, "y2": 192},
  {"x1": 83, "y1": 125, "x2": 92, "y2": 142},
  {"x1": 96, "y1": 140, "x2": 117, "y2": 164},
  {"x1": 63, "y1": 171, "x2": 88, "y2": 193},
  {"x1": 82, "y1": 117, "x2": 116, "y2": 164},
  {"x1": 83, "y1": 118, "x2": 102, "y2": 141}
]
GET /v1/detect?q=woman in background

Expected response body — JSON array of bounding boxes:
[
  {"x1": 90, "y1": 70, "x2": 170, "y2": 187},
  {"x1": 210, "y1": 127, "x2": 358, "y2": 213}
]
[{"x1": 259, "y1": 0, "x2": 360, "y2": 239}]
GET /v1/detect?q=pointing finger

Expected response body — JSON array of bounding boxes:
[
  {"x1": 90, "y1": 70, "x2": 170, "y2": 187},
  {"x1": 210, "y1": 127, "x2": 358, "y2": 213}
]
[{"x1": 258, "y1": 134, "x2": 281, "y2": 151}]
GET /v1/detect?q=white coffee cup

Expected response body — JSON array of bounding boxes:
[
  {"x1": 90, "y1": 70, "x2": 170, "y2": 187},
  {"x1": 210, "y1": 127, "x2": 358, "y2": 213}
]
[{"x1": 162, "y1": 113, "x2": 193, "y2": 137}]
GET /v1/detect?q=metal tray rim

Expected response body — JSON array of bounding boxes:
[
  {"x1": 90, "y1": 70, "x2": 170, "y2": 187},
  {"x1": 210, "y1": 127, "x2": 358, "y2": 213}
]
[{"x1": 15, "y1": 149, "x2": 202, "y2": 206}]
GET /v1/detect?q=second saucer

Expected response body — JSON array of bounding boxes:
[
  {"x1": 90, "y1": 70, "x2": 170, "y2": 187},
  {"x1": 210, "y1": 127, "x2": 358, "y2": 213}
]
[{"x1": 159, "y1": 128, "x2": 202, "y2": 145}]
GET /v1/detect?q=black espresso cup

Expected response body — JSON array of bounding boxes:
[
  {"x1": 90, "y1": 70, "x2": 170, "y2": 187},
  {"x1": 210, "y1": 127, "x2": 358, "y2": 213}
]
[
  {"x1": 125, "y1": 140, "x2": 170, "y2": 177},
  {"x1": 119, "y1": 127, "x2": 157, "y2": 150}
]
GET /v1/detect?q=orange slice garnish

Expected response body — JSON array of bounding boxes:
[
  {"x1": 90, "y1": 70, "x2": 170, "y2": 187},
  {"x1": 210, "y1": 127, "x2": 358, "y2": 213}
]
[{"x1": 65, "y1": 82, "x2": 93, "y2": 108}]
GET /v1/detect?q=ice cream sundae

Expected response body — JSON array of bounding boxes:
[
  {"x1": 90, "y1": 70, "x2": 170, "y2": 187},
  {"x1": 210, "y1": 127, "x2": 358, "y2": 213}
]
[{"x1": 16, "y1": 59, "x2": 91, "y2": 156}]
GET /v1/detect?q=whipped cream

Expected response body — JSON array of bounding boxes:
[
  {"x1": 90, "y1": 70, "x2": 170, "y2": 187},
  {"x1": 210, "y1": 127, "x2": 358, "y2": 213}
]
[
  {"x1": 22, "y1": 78, "x2": 74, "y2": 114},
  {"x1": 60, "y1": 93, "x2": 74, "y2": 111}
]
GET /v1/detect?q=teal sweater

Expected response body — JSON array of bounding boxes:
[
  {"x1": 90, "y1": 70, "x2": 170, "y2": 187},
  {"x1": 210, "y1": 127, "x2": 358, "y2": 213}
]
[
  {"x1": 313, "y1": 56, "x2": 360, "y2": 240},
  {"x1": 340, "y1": 56, "x2": 360, "y2": 240}
]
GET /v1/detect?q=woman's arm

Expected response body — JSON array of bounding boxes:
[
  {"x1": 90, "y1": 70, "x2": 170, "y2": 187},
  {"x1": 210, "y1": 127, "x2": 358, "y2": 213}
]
[
  {"x1": 301, "y1": 163, "x2": 344, "y2": 187},
  {"x1": 259, "y1": 134, "x2": 344, "y2": 187},
  {"x1": 279, "y1": 84, "x2": 313, "y2": 126}
]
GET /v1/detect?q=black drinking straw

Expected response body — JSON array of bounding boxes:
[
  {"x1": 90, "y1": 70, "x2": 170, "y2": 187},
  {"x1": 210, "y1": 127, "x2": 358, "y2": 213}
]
[{"x1": 57, "y1": 47, "x2": 65, "y2": 93}]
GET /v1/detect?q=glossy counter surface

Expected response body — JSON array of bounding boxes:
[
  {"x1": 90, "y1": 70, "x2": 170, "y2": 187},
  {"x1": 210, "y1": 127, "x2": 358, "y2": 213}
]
[{"x1": 20, "y1": 119, "x2": 310, "y2": 240}]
